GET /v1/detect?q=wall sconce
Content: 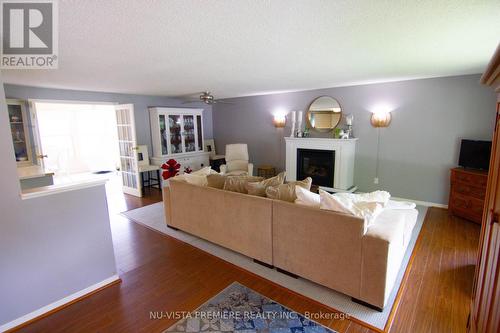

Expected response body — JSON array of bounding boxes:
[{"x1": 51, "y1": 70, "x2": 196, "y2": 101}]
[
  {"x1": 273, "y1": 114, "x2": 286, "y2": 128},
  {"x1": 370, "y1": 111, "x2": 392, "y2": 128},
  {"x1": 370, "y1": 106, "x2": 393, "y2": 185}
]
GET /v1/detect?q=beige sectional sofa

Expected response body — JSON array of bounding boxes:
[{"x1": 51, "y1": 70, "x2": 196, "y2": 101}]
[{"x1": 163, "y1": 179, "x2": 418, "y2": 310}]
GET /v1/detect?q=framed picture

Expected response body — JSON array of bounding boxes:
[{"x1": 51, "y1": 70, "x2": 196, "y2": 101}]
[
  {"x1": 204, "y1": 139, "x2": 216, "y2": 158},
  {"x1": 137, "y1": 145, "x2": 149, "y2": 166}
]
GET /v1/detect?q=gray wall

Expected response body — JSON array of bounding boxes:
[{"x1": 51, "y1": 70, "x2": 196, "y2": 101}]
[
  {"x1": 0, "y1": 79, "x2": 118, "y2": 327},
  {"x1": 213, "y1": 74, "x2": 496, "y2": 204},
  {"x1": 3, "y1": 84, "x2": 214, "y2": 157}
]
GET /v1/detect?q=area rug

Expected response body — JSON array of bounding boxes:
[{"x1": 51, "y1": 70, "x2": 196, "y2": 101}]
[
  {"x1": 165, "y1": 282, "x2": 338, "y2": 333},
  {"x1": 122, "y1": 203, "x2": 427, "y2": 330}
]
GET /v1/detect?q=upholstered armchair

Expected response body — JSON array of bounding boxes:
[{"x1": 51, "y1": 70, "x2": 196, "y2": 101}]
[{"x1": 220, "y1": 143, "x2": 254, "y2": 176}]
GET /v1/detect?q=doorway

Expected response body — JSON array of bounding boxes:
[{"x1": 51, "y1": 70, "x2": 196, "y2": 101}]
[{"x1": 31, "y1": 101, "x2": 120, "y2": 183}]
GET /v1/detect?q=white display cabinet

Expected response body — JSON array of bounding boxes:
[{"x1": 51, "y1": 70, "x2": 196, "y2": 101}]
[{"x1": 149, "y1": 107, "x2": 210, "y2": 172}]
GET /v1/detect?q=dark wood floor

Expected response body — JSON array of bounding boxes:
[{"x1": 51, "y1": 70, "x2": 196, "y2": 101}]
[{"x1": 14, "y1": 186, "x2": 480, "y2": 333}]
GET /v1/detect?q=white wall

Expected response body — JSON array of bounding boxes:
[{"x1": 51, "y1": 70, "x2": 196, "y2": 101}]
[
  {"x1": 213, "y1": 74, "x2": 497, "y2": 204},
  {"x1": 0, "y1": 77, "x2": 118, "y2": 329},
  {"x1": 3, "y1": 84, "x2": 214, "y2": 157}
]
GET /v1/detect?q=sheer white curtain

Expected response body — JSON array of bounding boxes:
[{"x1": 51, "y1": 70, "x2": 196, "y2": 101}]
[{"x1": 34, "y1": 102, "x2": 120, "y2": 175}]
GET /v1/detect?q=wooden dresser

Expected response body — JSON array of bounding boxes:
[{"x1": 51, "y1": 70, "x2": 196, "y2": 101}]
[{"x1": 449, "y1": 167, "x2": 488, "y2": 224}]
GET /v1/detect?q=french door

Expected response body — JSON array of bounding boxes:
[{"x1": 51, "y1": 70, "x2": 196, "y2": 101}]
[
  {"x1": 28, "y1": 101, "x2": 47, "y2": 169},
  {"x1": 115, "y1": 104, "x2": 142, "y2": 197}
]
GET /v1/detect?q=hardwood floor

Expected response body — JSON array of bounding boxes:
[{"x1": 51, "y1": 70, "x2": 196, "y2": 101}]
[{"x1": 14, "y1": 186, "x2": 480, "y2": 333}]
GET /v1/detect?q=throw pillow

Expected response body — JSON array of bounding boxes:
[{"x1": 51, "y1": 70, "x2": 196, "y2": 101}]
[
  {"x1": 319, "y1": 189, "x2": 352, "y2": 215},
  {"x1": 183, "y1": 173, "x2": 208, "y2": 187},
  {"x1": 246, "y1": 172, "x2": 286, "y2": 197},
  {"x1": 265, "y1": 177, "x2": 312, "y2": 202},
  {"x1": 295, "y1": 185, "x2": 320, "y2": 208},
  {"x1": 223, "y1": 176, "x2": 264, "y2": 194},
  {"x1": 172, "y1": 166, "x2": 215, "y2": 182},
  {"x1": 207, "y1": 174, "x2": 227, "y2": 189}
]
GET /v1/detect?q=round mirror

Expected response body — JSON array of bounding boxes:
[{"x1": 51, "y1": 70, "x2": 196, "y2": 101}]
[{"x1": 306, "y1": 96, "x2": 342, "y2": 132}]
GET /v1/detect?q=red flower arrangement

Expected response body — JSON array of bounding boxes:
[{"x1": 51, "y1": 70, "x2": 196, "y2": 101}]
[{"x1": 161, "y1": 159, "x2": 181, "y2": 180}]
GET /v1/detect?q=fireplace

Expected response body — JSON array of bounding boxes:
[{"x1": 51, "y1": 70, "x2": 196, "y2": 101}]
[
  {"x1": 285, "y1": 137, "x2": 357, "y2": 191},
  {"x1": 297, "y1": 148, "x2": 335, "y2": 187}
]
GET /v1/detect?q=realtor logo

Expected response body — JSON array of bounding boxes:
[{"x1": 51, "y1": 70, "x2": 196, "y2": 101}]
[{"x1": 1, "y1": 0, "x2": 58, "y2": 68}]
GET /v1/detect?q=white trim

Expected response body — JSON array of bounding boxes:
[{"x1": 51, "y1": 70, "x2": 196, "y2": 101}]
[
  {"x1": 391, "y1": 196, "x2": 448, "y2": 209},
  {"x1": 21, "y1": 179, "x2": 108, "y2": 200},
  {"x1": 0, "y1": 275, "x2": 120, "y2": 333}
]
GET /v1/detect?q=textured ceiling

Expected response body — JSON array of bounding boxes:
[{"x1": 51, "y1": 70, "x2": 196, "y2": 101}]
[{"x1": 2, "y1": 0, "x2": 499, "y2": 98}]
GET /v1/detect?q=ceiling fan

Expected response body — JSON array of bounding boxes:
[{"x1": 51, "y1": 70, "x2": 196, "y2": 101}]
[{"x1": 182, "y1": 91, "x2": 233, "y2": 105}]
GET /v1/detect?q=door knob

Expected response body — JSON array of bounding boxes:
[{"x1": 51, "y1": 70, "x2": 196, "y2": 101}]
[{"x1": 37, "y1": 154, "x2": 48, "y2": 159}]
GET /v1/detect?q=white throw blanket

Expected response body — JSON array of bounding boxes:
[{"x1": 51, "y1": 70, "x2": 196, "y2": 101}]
[
  {"x1": 319, "y1": 190, "x2": 415, "y2": 226},
  {"x1": 386, "y1": 199, "x2": 416, "y2": 210}
]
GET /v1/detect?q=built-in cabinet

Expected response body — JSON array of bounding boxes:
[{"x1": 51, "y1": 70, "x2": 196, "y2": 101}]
[
  {"x1": 149, "y1": 107, "x2": 209, "y2": 171},
  {"x1": 7, "y1": 99, "x2": 33, "y2": 166}
]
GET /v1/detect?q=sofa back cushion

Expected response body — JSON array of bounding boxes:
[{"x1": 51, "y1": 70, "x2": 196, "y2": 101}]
[
  {"x1": 223, "y1": 176, "x2": 264, "y2": 193},
  {"x1": 207, "y1": 174, "x2": 227, "y2": 189},
  {"x1": 184, "y1": 173, "x2": 209, "y2": 186},
  {"x1": 246, "y1": 172, "x2": 286, "y2": 197},
  {"x1": 265, "y1": 177, "x2": 312, "y2": 202}
]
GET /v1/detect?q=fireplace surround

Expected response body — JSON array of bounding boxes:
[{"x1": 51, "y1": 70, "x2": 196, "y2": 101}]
[{"x1": 285, "y1": 137, "x2": 357, "y2": 192}]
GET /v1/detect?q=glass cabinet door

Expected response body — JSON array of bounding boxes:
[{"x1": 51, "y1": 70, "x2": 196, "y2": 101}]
[
  {"x1": 159, "y1": 114, "x2": 168, "y2": 155},
  {"x1": 196, "y1": 115, "x2": 203, "y2": 151},
  {"x1": 168, "y1": 114, "x2": 183, "y2": 154},
  {"x1": 8, "y1": 103, "x2": 30, "y2": 163},
  {"x1": 183, "y1": 115, "x2": 195, "y2": 152}
]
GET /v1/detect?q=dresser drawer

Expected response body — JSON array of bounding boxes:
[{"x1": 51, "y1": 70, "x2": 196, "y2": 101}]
[
  {"x1": 452, "y1": 170, "x2": 488, "y2": 187},
  {"x1": 452, "y1": 182, "x2": 487, "y2": 200},
  {"x1": 450, "y1": 192, "x2": 485, "y2": 223}
]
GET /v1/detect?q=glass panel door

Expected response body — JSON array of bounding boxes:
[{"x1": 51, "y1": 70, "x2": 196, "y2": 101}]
[
  {"x1": 159, "y1": 114, "x2": 168, "y2": 155},
  {"x1": 168, "y1": 114, "x2": 183, "y2": 154},
  {"x1": 8, "y1": 103, "x2": 30, "y2": 163},
  {"x1": 183, "y1": 115, "x2": 195, "y2": 152},
  {"x1": 115, "y1": 104, "x2": 142, "y2": 197},
  {"x1": 196, "y1": 115, "x2": 203, "y2": 151}
]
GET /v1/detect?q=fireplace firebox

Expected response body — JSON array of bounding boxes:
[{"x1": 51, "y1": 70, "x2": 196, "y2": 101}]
[{"x1": 297, "y1": 148, "x2": 335, "y2": 187}]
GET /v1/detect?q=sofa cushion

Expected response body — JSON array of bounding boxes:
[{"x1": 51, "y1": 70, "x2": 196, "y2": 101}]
[
  {"x1": 207, "y1": 174, "x2": 227, "y2": 189},
  {"x1": 266, "y1": 177, "x2": 312, "y2": 202},
  {"x1": 294, "y1": 185, "x2": 320, "y2": 208},
  {"x1": 246, "y1": 172, "x2": 286, "y2": 197},
  {"x1": 184, "y1": 173, "x2": 208, "y2": 187},
  {"x1": 375, "y1": 208, "x2": 419, "y2": 249},
  {"x1": 223, "y1": 175, "x2": 264, "y2": 194}
]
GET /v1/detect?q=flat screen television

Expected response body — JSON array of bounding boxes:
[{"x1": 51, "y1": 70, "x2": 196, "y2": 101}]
[{"x1": 458, "y1": 139, "x2": 492, "y2": 170}]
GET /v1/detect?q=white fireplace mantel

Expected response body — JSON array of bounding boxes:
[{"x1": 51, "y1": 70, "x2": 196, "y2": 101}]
[{"x1": 285, "y1": 137, "x2": 358, "y2": 192}]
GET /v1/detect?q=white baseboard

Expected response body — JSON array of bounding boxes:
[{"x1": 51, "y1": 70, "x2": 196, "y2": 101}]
[
  {"x1": 391, "y1": 196, "x2": 448, "y2": 209},
  {"x1": 0, "y1": 275, "x2": 120, "y2": 332}
]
